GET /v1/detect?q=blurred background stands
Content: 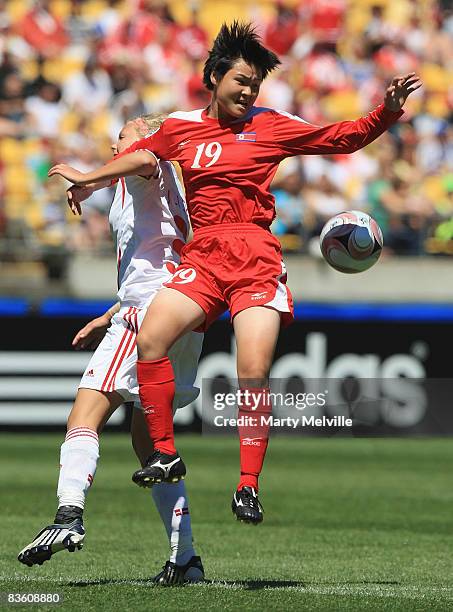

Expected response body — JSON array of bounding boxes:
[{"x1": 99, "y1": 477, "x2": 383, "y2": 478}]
[{"x1": 0, "y1": 0, "x2": 451, "y2": 299}]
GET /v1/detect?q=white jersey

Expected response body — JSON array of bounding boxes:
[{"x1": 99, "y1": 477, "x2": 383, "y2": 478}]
[
  {"x1": 109, "y1": 160, "x2": 189, "y2": 308},
  {"x1": 79, "y1": 159, "x2": 203, "y2": 407}
]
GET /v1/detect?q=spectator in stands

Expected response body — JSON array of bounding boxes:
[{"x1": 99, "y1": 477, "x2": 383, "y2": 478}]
[
  {"x1": 65, "y1": 0, "x2": 95, "y2": 47},
  {"x1": 63, "y1": 55, "x2": 113, "y2": 115},
  {"x1": 25, "y1": 81, "x2": 65, "y2": 139},
  {"x1": 18, "y1": 0, "x2": 69, "y2": 60},
  {"x1": 61, "y1": 135, "x2": 113, "y2": 253},
  {"x1": 95, "y1": 0, "x2": 123, "y2": 38},
  {"x1": 143, "y1": 22, "x2": 185, "y2": 85},
  {"x1": 109, "y1": 62, "x2": 133, "y2": 95},
  {"x1": 302, "y1": 42, "x2": 349, "y2": 94},
  {"x1": 300, "y1": 0, "x2": 346, "y2": 49},
  {"x1": 99, "y1": 0, "x2": 164, "y2": 66},
  {"x1": 183, "y1": 58, "x2": 211, "y2": 110},
  {"x1": 364, "y1": 4, "x2": 399, "y2": 54},
  {"x1": 303, "y1": 173, "x2": 349, "y2": 237},
  {"x1": 259, "y1": 65, "x2": 294, "y2": 113},
  {"x1": 373, "y1": 39, "x2": 419, "y2": 79},
  {"x1": 175, "y1": 7, "x2": 208, "y2": 61},
  {"x1": 271, "y1": 158, "x2": 306, "y2": 248},
  {"x1": 0, "y1": 71, "x2": 28, "y2": 124},
  {"x1": 368, "y1": 160, "x2": 435, "y2": 255},
  {"x1": 109, "y1": 75, "x2": 148, "y2": 136},
  {"x1": 264, "y1": 2, "x2": 299, "y2": 56},
  {"x1": 0, "y1": 0, "x2": 450, "y2": 264}
]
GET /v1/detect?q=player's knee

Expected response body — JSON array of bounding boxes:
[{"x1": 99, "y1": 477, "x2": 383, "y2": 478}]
[
  {"x1": 136, "y1": 330, "x2": 165, "y2": 360},
  {"x1": 237, "y1": 363, "x2": 270, "y2": 386}
]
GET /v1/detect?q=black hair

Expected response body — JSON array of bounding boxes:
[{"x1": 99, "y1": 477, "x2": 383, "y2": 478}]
[{"x1": 203, "y1": 21, "x2": 281, "y2": 90}]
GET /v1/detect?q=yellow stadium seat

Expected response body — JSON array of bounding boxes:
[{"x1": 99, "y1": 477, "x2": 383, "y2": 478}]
[
  {"x1": 5, "y1": 194, "x2": 29, "y2": 220},
  {"x1": 322, "y1": 90, "x2": 361, "y2": 121},
  {"x1": 277, "y1": 233, "x2": 302, "y2": 252},
  {"x1": 4, "y1": 166, "x2": 33, "y2": 195},
  {"x1": 169, "y1": 1, "x2": 191, "y2": 26},
  {"x1": 81, "y1": 0, "x2": 108, "y2": 19},
  {"x1": 89, "y1": 112, "x2": 110, "y2": 138},
  {"x1": 198, "y1": 2, "x2": 252, "y2": 38},
  {"x1": 426, "y1": 94, "x2": 450, "y2": 119},
  {"x1": 422, "y1": 175, "x2": 446, "y2": 202},
  {"x1": 20, "y1": 60, "x2": 39, "y2": 82},
  {"x1": 60, "y1": 111, "x2": 80, "y2": 134},
  {"x1": 424, "y1": 238, "x2": 453, "y2": 255},
  {"x1": 6, "y1": 0, "x2": 28, "y2": 22},
  {"x1": 59, "y1": 57, "x2": 86, "y2": 81},
  {"x1": 24, "y1": 203, "x2": 44, "y2": 230},
  {"x1": 50, "y1": 0, "x2": 71, "y2": 20},
  {"x1": 23, "y1": 139, "x2": 43, "y2": 156},
  {"x1": 0, "y1": 139, "x2": 25, "y2": 164},
  {"x1": 42, "y1": 58, "x2": 85, "y2": 84},
  {"x1": 420, "y1": 64, "x2": 452, "y2": 93}
]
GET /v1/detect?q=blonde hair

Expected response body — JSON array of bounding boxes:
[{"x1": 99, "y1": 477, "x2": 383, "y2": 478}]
[{"x1": 131, "y1": 113, "x2": 168, "y2": 137}]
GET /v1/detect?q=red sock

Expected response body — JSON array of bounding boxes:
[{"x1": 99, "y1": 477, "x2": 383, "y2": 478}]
[
  {"x1": 237, "y1": 387, "x2": 272, "y2": 491},
  {"x1": 137, "y1": 357, "x2": 176, "y2": 455}
]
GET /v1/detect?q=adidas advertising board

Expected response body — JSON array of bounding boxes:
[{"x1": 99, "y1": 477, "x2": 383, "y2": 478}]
[{"x1": 0, "y1": 315, "x2": 451, "y2": 434}]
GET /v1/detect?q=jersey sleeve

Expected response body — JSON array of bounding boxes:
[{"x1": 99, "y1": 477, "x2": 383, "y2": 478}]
[
  {"x1": 272, "y1": 104, "x2": 404, "y2": 158},
  {"x1": 108, "y1": 147, "x2": 160, "y2": 180},
  {"x1": 126, "y1": 120, "x2": 176, "y2": 161}
]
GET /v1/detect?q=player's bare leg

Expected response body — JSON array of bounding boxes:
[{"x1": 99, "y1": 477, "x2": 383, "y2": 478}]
[
  {"x1": 231, "y1": 306, "x2": 281, "y2": 524},
  {"x1": 132, "y1": 288, "x2": 205, "y2": 487},
  {"x1": 67, "y1": 388, "x2": 123, "y2": 432},
  {"x1": 131, "y1": 410, "x2": 204, "y2": 584},
  {"x1": 18, "y1": 389, "x2": 122, "y2": 566}
]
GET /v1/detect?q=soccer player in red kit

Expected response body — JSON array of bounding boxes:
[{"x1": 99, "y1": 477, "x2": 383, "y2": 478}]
[{"x1": 49, "y1": 22, "x2": 421, "y2": 524}]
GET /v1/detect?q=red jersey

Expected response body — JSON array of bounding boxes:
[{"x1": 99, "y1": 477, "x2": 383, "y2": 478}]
[{"x1": 129, "y1": 104, "x2": 403, "y2": 230}]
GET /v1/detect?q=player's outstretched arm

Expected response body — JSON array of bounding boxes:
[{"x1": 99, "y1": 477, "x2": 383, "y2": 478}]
[
  {"x1": 72, "y1": 302, "x2": 120, "y2": 350},
  {"x1": 48, "y1": 151, "x2": 157, "y2": 186},
  {"x1": 276, "y1": 72, "x2": 422, "y2": 157},
  {"x1": 383, "y1": 72, "x2": 422, "y2": 111}
]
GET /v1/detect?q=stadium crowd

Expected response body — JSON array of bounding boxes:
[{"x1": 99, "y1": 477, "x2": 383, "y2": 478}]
[{"x1": 0, "y1": 0, "x2": 451, "y2": 279}]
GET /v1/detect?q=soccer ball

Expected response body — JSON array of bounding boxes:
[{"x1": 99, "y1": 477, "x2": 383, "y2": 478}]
[{"x1": 319, "y1": 210, "x2": 383, "y2": 274}]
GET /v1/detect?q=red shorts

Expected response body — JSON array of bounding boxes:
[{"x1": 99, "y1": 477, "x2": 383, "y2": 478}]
[{"x1": 164, "y1": 223, "x2": 294, "y2": 332}]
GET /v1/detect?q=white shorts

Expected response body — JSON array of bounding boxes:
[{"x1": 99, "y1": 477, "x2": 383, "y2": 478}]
[{"x1": 79, "y1": 305, "x2": 203, "y2": 409}]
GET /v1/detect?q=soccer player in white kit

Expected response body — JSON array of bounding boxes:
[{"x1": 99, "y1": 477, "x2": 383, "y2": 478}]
[{"x1": 17, "y1": 115, "x2": 204, "y2": 585}]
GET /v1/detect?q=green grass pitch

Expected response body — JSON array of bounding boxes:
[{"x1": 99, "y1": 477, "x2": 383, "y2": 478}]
[{"x1": 0, "y1": 433, "x2": 452, "y2": 611}]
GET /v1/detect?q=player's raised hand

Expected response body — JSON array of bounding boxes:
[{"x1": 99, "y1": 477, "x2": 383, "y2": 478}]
[
  {"x1": 384, "y1": 73, "x2": 422, "y2": 112},
  {"x1": 48, "y1": 163, "x2": 86, "y2": 185},
  {"x1": 67, "y1": 185, "x2": 94, "y2": 216},
  {"x1": 72, "y1": 315, "x2": 111, "y2": 350}
]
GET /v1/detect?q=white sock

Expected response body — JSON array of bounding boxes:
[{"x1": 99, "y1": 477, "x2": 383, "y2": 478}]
[
  {"x1": 57, "y1": 427, "x2": 99, "y2": 511},
  {"x1": 151, "y1": 480, "x2": 196, "y2": 565}
]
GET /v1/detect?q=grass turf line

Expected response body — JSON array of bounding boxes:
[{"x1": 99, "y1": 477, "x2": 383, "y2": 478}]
[{"x1": 0, "y1": 434, "x2": 452, "y2": 611}]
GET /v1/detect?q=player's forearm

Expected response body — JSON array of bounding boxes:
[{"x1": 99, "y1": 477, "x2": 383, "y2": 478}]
[
  {"x1": 286, "y1": 104, "x2": 403, "y2": 156},
  {"x1": 76, "y1": 152, "x2": 157, "y2": 185},
  {"x1": 105, "y1": 302, "x2": 120, "y2": 321},
  {"x1": 320, "y1": 104, "x2": 402, "y2": 153},
  {"x1": 85, "y1": 180, "x2": 112, "y2": 192},
  {"x1": 339, "y1": 104, "x2": 404, "y2": 151}
]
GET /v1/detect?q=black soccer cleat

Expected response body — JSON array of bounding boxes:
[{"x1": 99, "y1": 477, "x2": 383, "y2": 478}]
[
  {"x1": 18, "y1": 506, "x2": 85, "y2": 567},
  {"x1": 132, "y1": 450, "x2": 186, "y2": 487},
  {"x1": 231, "y1": 486, "x2": 263, "y2": 525},
  {"x1": 153, "y1": 555, "x2": 204, "y2": 586}
]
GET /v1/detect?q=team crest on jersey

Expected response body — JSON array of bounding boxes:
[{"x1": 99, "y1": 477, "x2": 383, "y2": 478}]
[{"x1": 236, "y1": 132, "x2": 256, "y2": 142}]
